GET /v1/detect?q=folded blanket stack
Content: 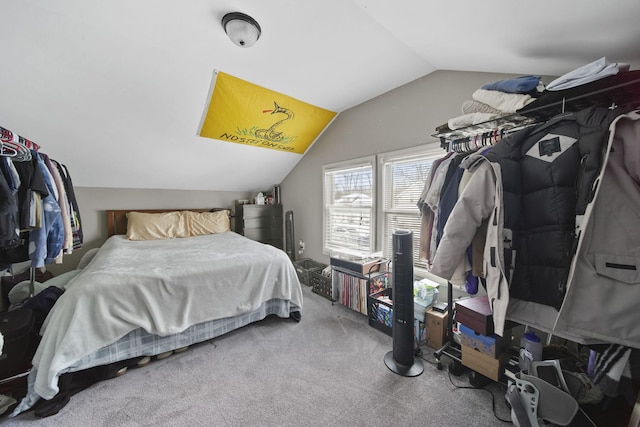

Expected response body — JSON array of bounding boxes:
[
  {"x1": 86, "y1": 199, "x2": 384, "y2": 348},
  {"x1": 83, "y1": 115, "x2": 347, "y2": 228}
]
[
  {"x1": 461, "y1": 100, "x2": 502, "y2": 115},
  {"x1": 447, "y1": 112, "x2": 500, "y2": 130},
  {"x1": 437, "y1": 59, "x2": 634, "y2": 146},
  {"x1": 471, "y1": 89, "x2": 535, "y2": 114},
  {"x1": 442, "y1": 75, "x2": 543, "y2": 131}
]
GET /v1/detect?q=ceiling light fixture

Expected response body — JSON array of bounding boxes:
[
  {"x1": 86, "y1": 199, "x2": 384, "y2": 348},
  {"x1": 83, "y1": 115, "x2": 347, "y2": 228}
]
[{"x1": 222, "y1": 12, "x2": 261, "y2": 48}]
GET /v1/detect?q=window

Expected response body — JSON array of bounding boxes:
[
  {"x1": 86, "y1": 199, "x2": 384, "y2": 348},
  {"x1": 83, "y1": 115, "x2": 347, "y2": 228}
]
[
  {"x1": 323, "y1": 156, "x2": 375, "y2": 256},
  {"x1": 380, "y1": 146, "x2": 442, "y2": 272}
]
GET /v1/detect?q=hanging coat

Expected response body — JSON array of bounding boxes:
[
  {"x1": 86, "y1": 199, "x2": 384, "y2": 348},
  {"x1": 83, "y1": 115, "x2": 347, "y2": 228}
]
[{"x1": 431, "y1": 106, "x2": 619, "y2": 337}]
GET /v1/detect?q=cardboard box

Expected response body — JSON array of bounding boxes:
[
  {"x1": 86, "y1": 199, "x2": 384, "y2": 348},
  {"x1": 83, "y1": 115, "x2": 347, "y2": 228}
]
[
  {"x1": 458, "y1": 323, "x2": 510, "y2": 357},
  {"x1": 461, "y1": 344, "x2": 507, "y2": 382},
  {"x1": 425, "y1": 309, "x2": 448, "y2": 350},
  {"x1": 455, "y1": 295, "x2": 493, "y2": 336}
]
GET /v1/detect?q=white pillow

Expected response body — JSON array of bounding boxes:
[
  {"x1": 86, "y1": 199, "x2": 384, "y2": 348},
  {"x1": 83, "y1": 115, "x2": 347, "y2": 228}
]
[
  {"x1": 8, "y1": 270, "x2": 81, "y2": 304},
  {"x1": 77, "y1": 248, "x2": 100, "y2": 269}
]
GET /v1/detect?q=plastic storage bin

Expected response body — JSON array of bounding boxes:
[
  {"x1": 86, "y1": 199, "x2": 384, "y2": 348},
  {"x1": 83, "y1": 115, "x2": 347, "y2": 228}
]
[
  {"x1": 368, "y1": 288, "x2": 393, "y2": 336},
  {"x1": 293, "y1": 259, "x2": 327, "y2": 287},
  {"x1": 310, "y1": 268, "x2": 334, "y2": 301}
]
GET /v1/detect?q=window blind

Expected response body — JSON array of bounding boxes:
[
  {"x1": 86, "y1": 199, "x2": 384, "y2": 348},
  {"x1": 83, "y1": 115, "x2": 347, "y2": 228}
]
[
  {"x1": 380, "y1": 148, "x2": 440, "y2": 271},
  {"x1": 323, "y1": 158, "x2": 375, "y2": 255}
]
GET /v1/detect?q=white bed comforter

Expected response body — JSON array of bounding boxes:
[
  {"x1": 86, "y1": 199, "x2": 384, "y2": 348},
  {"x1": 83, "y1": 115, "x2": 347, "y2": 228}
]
[{"x1": 32, "y1": 232, "x2": 303, "y2": 400}]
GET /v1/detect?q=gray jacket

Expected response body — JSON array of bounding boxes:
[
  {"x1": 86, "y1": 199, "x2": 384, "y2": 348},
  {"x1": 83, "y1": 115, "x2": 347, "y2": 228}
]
[
  {"x1": 552, "y1": 109, "x2": 640, "y2": 347},
  {"x1": 430, "y1": 153, "x2": 510, "y2": 335}
]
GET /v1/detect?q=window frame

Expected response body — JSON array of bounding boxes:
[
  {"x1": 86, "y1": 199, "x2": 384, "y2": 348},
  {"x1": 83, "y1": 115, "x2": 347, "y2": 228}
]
[
  {"x1": 322, "y1": 155, "x2": 376, "y2": 257},
  {"x1": 378, "y1": 144, "x2": 443, "y2": 275}
]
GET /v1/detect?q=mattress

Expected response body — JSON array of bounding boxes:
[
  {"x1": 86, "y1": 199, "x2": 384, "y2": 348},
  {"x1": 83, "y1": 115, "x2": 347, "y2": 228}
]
[{"x1": 12, "y1": 231, "x2": 303, "y2": 415}]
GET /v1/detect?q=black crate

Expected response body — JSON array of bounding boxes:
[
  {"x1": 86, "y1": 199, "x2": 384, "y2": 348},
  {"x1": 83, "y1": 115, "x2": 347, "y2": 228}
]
[
  {"x1": 293, "y1": 259, "x2": 327, "y2": 287},
  {"x1": 368, "y1": 288, "x2": 393, "y2": 336},
  {"x1": 310, "y1": 269, "x2": 334, "y2": 301}
]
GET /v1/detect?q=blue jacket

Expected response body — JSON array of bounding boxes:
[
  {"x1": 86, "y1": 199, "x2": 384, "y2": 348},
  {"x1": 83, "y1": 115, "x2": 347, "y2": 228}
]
[{"x1": 29, "y1": 152, "x2": 64, "y2": 267}]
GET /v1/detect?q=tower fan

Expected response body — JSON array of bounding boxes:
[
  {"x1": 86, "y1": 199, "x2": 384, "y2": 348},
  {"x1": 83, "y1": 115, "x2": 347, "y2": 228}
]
[{"x1": 384, "y1": 229, "x2": 424, "y2": 377}]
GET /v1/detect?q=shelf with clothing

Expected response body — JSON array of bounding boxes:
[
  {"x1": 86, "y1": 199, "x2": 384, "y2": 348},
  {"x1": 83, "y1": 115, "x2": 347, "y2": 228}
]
[
  {"x1": 432, "y1": 71, "x2": 640, "y2": 151},
  {"x1": 432, "y1": 113, "x2": 539, "y2": 151}
]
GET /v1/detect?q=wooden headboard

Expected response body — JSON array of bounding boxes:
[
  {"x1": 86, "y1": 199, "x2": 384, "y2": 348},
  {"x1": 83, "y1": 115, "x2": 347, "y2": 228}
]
[{"x1": 106, "y1": 208, "x2": 229, "y2": 237}]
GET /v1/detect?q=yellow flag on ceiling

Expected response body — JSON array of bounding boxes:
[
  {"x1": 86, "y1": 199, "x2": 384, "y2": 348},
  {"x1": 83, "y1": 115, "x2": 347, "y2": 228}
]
[{"x1": 199, "y1": 72, "x2": 337, "y2": 154}]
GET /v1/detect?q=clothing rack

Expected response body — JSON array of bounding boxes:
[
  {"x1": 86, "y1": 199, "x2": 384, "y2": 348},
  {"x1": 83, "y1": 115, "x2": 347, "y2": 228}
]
[
  {"x1": 430, "y1": 74, "x2": 640, "y2": 373},
  {"x1": 434, "y1": 114, "x2": 540, "y2": 151},
  {"x1": 446, "y1": 122, "x2": 540, "y2": 153},
  {"x1": 1, "y1": 126, "x2": 42, "y2": 298},
  {"x1": 432, "y1": 73, "x2": 640, "y2": 151},
  {"x1": 0, "y1": 126, "x2": 40, "y2": 149},
  {"x1": 434, "y1": 281, "x2": 463, "y2": 373},
  {"x1": 28, "y1": 267, "x2": 35, "y2": 298}
]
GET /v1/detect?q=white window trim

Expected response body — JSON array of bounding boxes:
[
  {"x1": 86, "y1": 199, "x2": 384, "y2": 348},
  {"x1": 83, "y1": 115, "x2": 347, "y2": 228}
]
[
  {"x1": 322, "y1": 155, "x2": 376, "y2": 256},
  {"x1": 378, "y1": 143, "x2": 442, "y2": 276}
]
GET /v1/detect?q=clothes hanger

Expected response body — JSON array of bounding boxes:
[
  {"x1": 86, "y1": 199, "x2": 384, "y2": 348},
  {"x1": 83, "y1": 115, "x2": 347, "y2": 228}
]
[
  {"x1": 18, "y1": 136, "x2": 40, "y2": 151},
  {"x1": 0, "y1": 143, "x2": 18, "y2": 158},
  {"x1": 1, "y1": 139, "x2": 31, "y2": 161},
  {"x1": 455, "y1": 139, "x2": 463, "y2": 153},
  {"x1": 0, "y1": 127, "x2": 32, "y2": 161}
]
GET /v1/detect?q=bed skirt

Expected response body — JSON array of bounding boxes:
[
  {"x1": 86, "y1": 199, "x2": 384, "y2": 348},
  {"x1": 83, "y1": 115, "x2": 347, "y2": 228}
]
[{"x1": 12, "y1": 298, "x2": 300, "y2": 417}]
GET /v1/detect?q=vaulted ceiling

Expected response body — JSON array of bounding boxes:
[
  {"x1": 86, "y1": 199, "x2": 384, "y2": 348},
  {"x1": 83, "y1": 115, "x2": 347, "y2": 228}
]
[{"x1": 1, "y1": 0, "x2": 639, "y2": 191}]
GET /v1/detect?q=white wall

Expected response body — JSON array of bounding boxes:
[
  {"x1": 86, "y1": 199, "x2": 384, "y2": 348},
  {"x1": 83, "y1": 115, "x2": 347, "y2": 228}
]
[{"x1": 45, "y1": 187, "x2": 253, "y2": 276}]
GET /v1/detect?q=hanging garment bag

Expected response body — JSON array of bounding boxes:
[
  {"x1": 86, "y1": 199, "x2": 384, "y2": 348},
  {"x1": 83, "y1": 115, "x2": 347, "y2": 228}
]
[{"x1": 0, "y1": 307, "x2": 39, "y2": 379}]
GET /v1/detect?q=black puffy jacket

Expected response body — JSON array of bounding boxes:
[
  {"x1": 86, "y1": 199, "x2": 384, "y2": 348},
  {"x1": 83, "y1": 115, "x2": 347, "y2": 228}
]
[{"x1": 484, "y1": 106, "x2": 619, "y2": 309}]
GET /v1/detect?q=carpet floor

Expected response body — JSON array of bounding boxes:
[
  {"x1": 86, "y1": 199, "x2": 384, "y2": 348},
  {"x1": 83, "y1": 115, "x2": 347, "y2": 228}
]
[{"x1": 3, "y1": 285, "x2": 513, "y2": 426}]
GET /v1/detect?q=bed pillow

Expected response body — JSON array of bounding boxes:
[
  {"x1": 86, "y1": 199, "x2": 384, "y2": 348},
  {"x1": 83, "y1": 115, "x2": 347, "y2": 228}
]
[
  {"x1": 126, "y1": 211, "x2": 189, "y2": 240},
  {"x1": 187, "y1": 210, "x2": 230, "y2": 236},
  {"x1": 77, "y1": 248, "x2": 100, "y2": 269},
  {"x1": 8, "y1": 269, "x2": 82, "y2": 304}
]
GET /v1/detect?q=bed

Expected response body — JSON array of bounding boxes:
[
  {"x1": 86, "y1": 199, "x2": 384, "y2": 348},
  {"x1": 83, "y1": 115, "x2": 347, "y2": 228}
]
[{"x1": 12, "y1": 208, "x2": 303, "y2": 415}]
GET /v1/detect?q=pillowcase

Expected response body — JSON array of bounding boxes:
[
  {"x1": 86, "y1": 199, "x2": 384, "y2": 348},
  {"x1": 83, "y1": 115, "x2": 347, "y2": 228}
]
[
  {"x1": 126, "y1": 211, "x2": 189, "y2": 241},
  {"x1": 8, "y1": 269, "x2": 82, "y2": 304},
  {"x1": 77, "y1": 247, "x2": 100, "y2": 269},
  {"x1": 187, "y1": 210, "x2": 230, "y2": 236}
]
